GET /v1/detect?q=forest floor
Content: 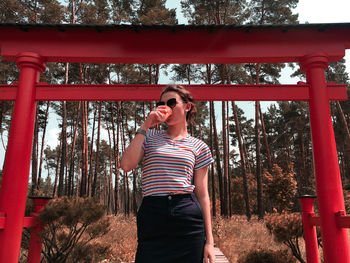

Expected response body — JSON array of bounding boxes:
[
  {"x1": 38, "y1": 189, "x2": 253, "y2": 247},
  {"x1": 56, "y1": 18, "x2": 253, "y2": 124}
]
[{"x1": 96, "y1": 214, "x2": 309, "y2": 263}]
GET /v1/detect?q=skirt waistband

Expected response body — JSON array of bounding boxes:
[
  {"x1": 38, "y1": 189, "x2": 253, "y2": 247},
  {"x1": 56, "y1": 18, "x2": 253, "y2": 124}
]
[{"x1": 143, "y1": 193, "x2": 193, "y2": 200}]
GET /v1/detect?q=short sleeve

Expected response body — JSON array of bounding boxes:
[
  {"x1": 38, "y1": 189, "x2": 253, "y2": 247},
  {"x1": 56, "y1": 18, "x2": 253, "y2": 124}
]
[
  {"x1": 141, "y1": 130, "x2": 151, "y2": 152},
  {"x1": 194, "y1": 141, "x2": 214, "y2": 170}
]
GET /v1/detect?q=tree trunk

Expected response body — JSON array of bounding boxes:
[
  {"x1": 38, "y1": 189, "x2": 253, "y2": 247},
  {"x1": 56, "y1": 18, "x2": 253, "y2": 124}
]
[
  {"x1": 336, "y1": 101, "x2": 350, "y2": 144},
  {"x1": 121, "y1": 109, "x2": 130, "y2": 215},
  {"x1": 88, "y1": 103, "x2": 97, "y2": 196},
  {"x1": 232, "y1": 101, "x2": 251, "y2": 221},
  {"x1": 255, "y1": 101, "x2": 263, "y2": 219},
  {"x1": 209, "y1": 102, "x2": 216, "y2": 217},
  {"x1": 107, "y1": 126, "x2": 115, "y2": 214},
  {"x1": 259, "y1": 104, "x2": 272, "y2": 170},
  {"x1": 53, "y1": 139, "x2": 62, "y2": 198},
  {"x1": 255, "y1": 63, "x2": 263, "y2": 220},
  {"x1": 222, "y1": 101, "x2": 228, "y2": 216},
  {"x1": 58, "y1": 101, "x2": 67, "y2": 197},
  {"x1": 132, "y1": 108, "x2": 138, "y2": 215},
  {"x1": 37, "y1": 101, "x2": 50, "y2": 190},
  {"x1": 67, "y1": 102, "x2": 81, "y2": 196},
  {"x1": 227, "y1": 101, "x2": 232, "y2": 217},
  {"x1": 112, "y1": 102, "x2": 121, "y2": 214},
  {"x1": 210, "y1": 101, "x2": 224, "y2": 216},
  {"x1": 31, "y1": 110, "x2": 39, "y2": 195},
  {"x1": 92, "y1": 102, "x2": 102, "y2": 197}
]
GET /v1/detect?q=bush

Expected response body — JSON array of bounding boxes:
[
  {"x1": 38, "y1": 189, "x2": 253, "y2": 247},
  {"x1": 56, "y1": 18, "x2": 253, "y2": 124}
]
[
  {"x1": 265, "y1": 213, "x2": 305, "y2": 263},
  {"x1": 263, "y1": 164, "x2": 297, "y2": 213},
  {"x1": 238, "y1": 249, "x2": 296, "y2": 263},
  {"x1": 231, "y1": 164, "x2": 297, "y2": 215},
  {"x1": 231, "y1": 173, "x2": 257, "y2": 214},
  {"x1": 37, "y1": 197, "x2": 111, "y2": 263}
]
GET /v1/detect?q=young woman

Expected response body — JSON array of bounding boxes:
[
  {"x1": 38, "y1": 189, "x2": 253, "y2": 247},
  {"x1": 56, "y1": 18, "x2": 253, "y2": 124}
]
[{"x1": 121, "y1": 85, "x2": 215, "y2": 263}]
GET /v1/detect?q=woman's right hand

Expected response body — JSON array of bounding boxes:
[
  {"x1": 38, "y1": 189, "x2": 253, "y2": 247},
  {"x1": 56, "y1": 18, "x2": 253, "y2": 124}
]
[{"x1": 144, "y1": 107, "x2": 170, "y2": 128}]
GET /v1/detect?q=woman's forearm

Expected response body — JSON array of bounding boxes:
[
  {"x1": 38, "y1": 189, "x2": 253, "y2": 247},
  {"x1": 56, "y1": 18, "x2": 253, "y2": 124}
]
[
  {"x1": 196, "y1": 193, "x2": 214, "y2": 244},
  {"x1": 120, "y1": 125, "x2": 148, "y2": 172}
]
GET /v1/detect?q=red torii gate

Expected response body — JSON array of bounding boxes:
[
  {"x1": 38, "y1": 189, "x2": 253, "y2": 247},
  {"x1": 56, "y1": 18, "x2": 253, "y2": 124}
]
[{"x1": 0, "y1": 23, "x2": 349, "y2": 263}]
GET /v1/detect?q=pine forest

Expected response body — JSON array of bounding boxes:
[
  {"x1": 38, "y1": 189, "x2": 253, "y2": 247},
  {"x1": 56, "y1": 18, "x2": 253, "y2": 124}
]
[{"x1": 0, "y1": 0, "x2": 350, "y2": 262}]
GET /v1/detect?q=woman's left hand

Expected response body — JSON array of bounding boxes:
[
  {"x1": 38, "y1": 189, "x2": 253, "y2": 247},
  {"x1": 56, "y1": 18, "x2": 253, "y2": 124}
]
[{"x1": 203, "y1": 243, "x2": 215, "y2": 263}]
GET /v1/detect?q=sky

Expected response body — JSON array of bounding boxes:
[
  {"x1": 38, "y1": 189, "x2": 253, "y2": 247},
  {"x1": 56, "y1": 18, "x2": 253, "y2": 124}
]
[{"x1": 1, "y1": 0, "x2": 350, "y2": 167}]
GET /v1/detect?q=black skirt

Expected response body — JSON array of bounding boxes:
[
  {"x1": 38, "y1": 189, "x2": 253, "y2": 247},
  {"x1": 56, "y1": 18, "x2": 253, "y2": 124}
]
[{"x1": 135, "y1": 193, "x2": 206, "y2": 263}]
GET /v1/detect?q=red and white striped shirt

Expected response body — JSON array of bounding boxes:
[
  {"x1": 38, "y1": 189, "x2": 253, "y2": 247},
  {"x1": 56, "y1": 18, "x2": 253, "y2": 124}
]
[{"x1": 142, "y1": 130, "x2": 214, "y2": 196}]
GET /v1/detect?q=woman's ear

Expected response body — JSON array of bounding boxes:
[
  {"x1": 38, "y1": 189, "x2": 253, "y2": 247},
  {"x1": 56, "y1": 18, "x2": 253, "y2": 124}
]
[{"x1": 185, "y1": 102, "x2": 191, "y2": 112}]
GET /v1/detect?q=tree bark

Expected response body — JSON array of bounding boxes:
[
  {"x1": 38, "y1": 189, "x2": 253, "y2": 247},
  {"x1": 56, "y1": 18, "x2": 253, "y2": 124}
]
[
  {"x1": 222, "y1": 101, "x2": 229, "y2": 216},
  {"x1": 259, "y1": 104, "x2": 272, "y2": 170},
  {"x1": 31, "y1": 110, "x2": 39, "y2": 195},
  {"x1": 209, "y1": 102, "x2": 216, "y2": 217},
  {"x1": 255, "y1": 64, "x2": 263, "y2": 220},
  {"x1": 67, "y1": 102, "x2": 81, "y2": 196},
  {"x1": 92, "y1": 102, "x2": 102, "y2": 197},
  {"x1": 336, "y1": 101, "x2": 350, "y2": 144},
  {"x1": 112, "y1": 102, "x2": 121, "y2": 214},
  {"x1": 210, "y1": 101, "x2": 224, "y2": 216},
  {"x1": 88, "y1": 103, "x2": 97, "y2": 196},
  {"x1": 58, "y1": 100, "x2": 67, "y2": 197},
  {"x1": 53, "y1": 139, "x2": 62, "y2": 198},
  {"x1": 227, "y1": 100, "x2": 232, "y2": 217},
  {"x1": 232, "y1": 101, "x2": 251, "y2": 221},
  {"x1": 37, "y1": 101, "x2": 50, "y2": 190}
]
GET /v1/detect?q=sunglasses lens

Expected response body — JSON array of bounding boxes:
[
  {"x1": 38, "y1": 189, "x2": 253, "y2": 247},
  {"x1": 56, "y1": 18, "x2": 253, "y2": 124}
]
[{"x1": 167, "y1": 98, "x2": 177, "y2": 109}]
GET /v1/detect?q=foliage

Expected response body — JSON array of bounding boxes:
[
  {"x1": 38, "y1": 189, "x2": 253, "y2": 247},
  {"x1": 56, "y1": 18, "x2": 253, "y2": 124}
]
[
  {"x1": 263, "y1": 101, "x2": 315, "y2": 196},
  {"x1": 231, "y1": 173, "x2": 257, "y2": 214},
  {"x1": 237, "y1": 248, "x2": 296, "y2": 263},
  {"x1": 231, "y1": 164, "x2": 297, "y2": 214},
  {"x1": 265, "y1": 213, "x2": 305, "y2": 263},
  {"x1": 263, "y1": 164, "x2": 297, "y2": 213},
  {"x1": 37, "y1": 197, "x2": 111, "y2": 263}
]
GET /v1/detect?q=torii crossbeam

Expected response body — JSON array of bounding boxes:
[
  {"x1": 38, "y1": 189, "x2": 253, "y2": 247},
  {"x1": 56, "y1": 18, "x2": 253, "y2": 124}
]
[{"x1": 0, "y1": 23, "x2": 349, "y2": 263}]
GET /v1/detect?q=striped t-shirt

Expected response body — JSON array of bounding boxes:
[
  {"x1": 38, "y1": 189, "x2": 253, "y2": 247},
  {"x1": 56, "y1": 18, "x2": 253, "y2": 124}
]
[{"x1": 141, "y1": 130, "x2": 214, "y2": 196}]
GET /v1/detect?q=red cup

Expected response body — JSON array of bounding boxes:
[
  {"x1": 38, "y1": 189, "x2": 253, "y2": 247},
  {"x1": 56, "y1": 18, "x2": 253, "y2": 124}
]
[{"x1": 157, "y1": 105, "x2": 172, "y2": 121}]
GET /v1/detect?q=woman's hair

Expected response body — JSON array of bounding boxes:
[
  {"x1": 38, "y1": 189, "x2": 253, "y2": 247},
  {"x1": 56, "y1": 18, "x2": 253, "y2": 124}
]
[{"x1": 160, "y1": 85, "x2": 197, "y2": 125}]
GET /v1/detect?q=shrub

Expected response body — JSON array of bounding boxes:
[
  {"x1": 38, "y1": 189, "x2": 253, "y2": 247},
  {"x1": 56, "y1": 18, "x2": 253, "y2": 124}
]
[
  {"x1": 265, "y1": 213, "x2": 305, "y2": 263},
  {"x1": 231, "y1": 173, "x2": 257, "y2": 214},
  {"x1": 37, "y1": 197, "x2": 111, "y2": 263},
  {"x1": 263, "y1": 164, "x2": 297, "y2": 213},
  {"x1": 237, "y1": 249, "x2": 296, "y2": 263}
]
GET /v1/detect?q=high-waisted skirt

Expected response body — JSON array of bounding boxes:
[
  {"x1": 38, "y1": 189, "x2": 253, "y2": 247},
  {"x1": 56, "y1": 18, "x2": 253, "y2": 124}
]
[{"x1": 134, "y1": 193, "x2": 206, "y2": 263}]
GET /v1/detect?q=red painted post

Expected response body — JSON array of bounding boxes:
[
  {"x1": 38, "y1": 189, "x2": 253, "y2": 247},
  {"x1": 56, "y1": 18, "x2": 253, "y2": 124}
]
[
  {"x1": 299, "y1": 196, "x2": 320, "y2": 263},
  {"x1": 0, "y1": 52, "x2": 45, "y2": 263},
  {"x1": 300, "y1": 53, "x2": 350, "y2": 263},
  {"x1": 27, "y1": 197, "x2": 51, "y2": 263}
]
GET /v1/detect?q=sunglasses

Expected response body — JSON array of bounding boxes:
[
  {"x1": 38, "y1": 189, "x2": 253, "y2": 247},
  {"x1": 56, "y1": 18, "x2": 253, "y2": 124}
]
[{"x1": 156, "y1": 98, "x2": 177, "y2": 109}]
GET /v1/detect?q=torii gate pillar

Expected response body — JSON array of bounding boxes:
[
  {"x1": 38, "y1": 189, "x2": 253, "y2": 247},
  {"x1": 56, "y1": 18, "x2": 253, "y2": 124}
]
[
  {"x1": 0, "y1": 52, "x2": 46, "y2": 263},
  {"x1": 300, "y1": 53, "x2": 350, "y2": 263}
]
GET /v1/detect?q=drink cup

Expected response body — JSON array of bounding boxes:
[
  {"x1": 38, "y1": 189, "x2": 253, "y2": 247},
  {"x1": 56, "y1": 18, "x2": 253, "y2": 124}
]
[{"x1": 157, "y1": 105, "x2": 172, "y2": 121}]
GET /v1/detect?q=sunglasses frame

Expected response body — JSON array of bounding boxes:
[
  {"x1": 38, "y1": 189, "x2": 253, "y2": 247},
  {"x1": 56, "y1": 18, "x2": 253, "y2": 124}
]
[{"x1": 156, "y1": 98, "x2": 177, "y2": 109}]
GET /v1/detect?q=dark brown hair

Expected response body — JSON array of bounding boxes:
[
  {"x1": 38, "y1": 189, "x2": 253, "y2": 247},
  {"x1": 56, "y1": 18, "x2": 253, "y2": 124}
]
[{"x1": 160, "y1": 85, "x2": 197, "y2": 125}]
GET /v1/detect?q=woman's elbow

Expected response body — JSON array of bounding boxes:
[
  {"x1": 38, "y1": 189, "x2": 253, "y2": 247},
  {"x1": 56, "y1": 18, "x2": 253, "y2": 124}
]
[
  {"x1": 121, "y1": 158, "x2": 132, "y2": 172},
  {"x1": 121, "y1": 151, "x2": 143, "y2": 172}
]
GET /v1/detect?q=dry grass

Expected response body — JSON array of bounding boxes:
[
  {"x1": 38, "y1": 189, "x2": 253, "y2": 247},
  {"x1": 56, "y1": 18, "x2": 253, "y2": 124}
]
[
  {"x1": 95, "y1": 214, "x2": 138, "y2": 263},
  {"x1": 213, "y1": 215, "x2": 302, "y2": 262},
  {"x1": 94, "y1": 214, "x2": 350, "y2": 262}
]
